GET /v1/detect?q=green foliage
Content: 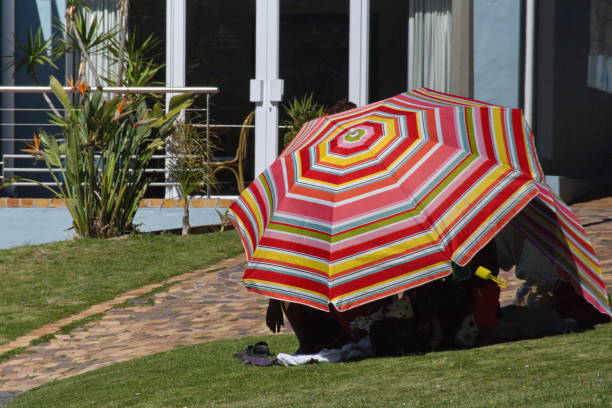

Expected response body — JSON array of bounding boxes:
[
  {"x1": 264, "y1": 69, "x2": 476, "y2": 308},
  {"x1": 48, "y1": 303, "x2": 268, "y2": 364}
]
[
  {"x1": 167, "y1": 122, "x2": 218, "y2": 234},
  {"x1": 56, "y1": 12, "x2": 118, "y2": 59},
  {"x1": 105, "y1": 34, "x2": 164, "y2": 87},
  {"x1": 29, "y1": 333, "x2": 56, "y2": 346},
  {"x1": 3, "y1": 3, "x2": 201, "y2": 242},
  {"x1": 24, "y1": 76, "x2": 194, "y2": 238},
  {"x1": 281, "y1": 93, "x2": 326, "y2": 148},
  {"x1": 57, "y1": 313, "x2": 105, "y2": 335},
  {"x1": 167, "y1": 122, "x2": 217, "y2": 199},
  {"x1": 5, "y1": 27, "x2": 58, "y2": 83}
]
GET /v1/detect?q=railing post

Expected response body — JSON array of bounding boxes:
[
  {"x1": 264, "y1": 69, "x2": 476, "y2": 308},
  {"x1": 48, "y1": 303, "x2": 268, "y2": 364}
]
[
  {"x1": 1, "y1": 0, "x2": 16, "y2": 195},
  {"x1": 206, "y1": 93, "x2": 211, "y2": 197}
]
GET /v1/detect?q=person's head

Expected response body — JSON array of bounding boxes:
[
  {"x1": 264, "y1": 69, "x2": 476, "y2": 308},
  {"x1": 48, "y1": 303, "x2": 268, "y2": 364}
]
[{"x1": 326, "y1": 98, "x2": 357, "y2": 115}]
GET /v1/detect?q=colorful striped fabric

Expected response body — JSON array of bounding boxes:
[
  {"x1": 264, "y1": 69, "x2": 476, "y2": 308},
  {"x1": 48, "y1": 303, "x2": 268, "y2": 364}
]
[{"x1": 229, "y1": 89, "x2": 611, "y2": 316}]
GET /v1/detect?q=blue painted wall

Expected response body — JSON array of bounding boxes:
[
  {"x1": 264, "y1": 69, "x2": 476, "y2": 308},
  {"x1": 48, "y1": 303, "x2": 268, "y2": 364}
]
[
  {"x1": 473, "y1": 0, "x2": 522, "y2": 108},
  {"x1": 0, "y1": 207, "x2": 225, "y2": 249}
]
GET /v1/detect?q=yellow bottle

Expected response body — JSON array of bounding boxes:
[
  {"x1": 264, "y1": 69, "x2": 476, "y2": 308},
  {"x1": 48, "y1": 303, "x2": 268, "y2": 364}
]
[{"x1": 474, "y1": 266, "x2": 508, "y2": 288}]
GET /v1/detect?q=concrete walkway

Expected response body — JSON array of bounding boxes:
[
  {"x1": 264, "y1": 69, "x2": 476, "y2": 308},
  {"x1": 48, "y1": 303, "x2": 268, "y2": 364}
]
[{"x1": 0, "y1": 197, "x2": 610, "y2": 400}]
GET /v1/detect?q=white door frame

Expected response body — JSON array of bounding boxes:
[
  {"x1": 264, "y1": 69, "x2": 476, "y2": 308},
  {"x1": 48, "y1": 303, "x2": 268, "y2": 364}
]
[
  {"x1": 349, "y1": 0, "x2": 370, "y2": 107},
  {"x1": 251, "y1": 0, "x2": 370, "y2": 176},
  {"x1": 251, "y1": 0, "x2": 282, "y2": 177},
  {"x1": 165, "y1": 0, "x2": 186, "y2": 198}
]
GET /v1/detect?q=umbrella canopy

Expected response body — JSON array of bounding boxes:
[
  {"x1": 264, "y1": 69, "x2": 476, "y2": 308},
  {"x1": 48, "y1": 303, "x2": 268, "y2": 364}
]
[{"x1": 229, "y1": 89, "x2": 611, "y2": 316}]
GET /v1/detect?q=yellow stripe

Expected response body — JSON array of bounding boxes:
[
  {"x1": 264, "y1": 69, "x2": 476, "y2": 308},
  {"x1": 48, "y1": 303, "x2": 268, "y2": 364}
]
[
  {"x1": 452, "y1": 181, "x2": 531, "y2": 259},
  {"x1": 253, "y1": 248, "x2": 330, "y2": 275},
  {"x1": 563, "y1": 237, "x2": 606, "y2": 300},
  {"x1": 491, "y1": 108, "x2": 511, "y2": 166},
  {"x1": 230, "y1": 208, "x2": 254, "y2": 253},
  {"x1": 416, "y1": 89, "x2": 489, "y2": 107},
  {"x1": 328, "y1": 231, "x2": 438, "y2": 276},
  {"x1": 254, "y1": 230, "x2": 439, "y2": 277},
  {"x1": 301, "y1": 117, "x2": 422, "y2": 189},
  {"x1": 332, "y1": 260, "x2": 448, "y2": 301},
  {"x1": 242, "y1": 189, "x2": 264, "y2": 241},
  {"x1": 521, "y1": 115, "x2": 541, "y2": 179},
  {"x1": 315, "y1": 116, "x2": 397, "y2": 165},
  {"x1": 440, "y1": 166, "x2": 516, "y2": 252}
]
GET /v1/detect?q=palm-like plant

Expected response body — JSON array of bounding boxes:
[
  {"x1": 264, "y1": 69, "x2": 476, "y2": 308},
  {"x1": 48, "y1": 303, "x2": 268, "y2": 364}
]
[
  {"x1": 4, "y1": 28, "x2": 60, "y2": 116},
  {"x1": 105, "y1": 34, "x2": 163, "y2": 87},
  {"x1": 167, "y1": 122, "x2": 218, "y2": 235},
  {"x1": 23, "y1": 77, "x2": 194, "y2": 238},
  {"x1": 6, "y1": 0, "x2": 200, "y2": 238},
  {"x1": 281, "y1": 93, "x2": 326, "y2": 147}
]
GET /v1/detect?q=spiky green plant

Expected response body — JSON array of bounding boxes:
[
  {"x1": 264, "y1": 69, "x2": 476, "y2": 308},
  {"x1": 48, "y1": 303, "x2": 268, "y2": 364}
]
[
  {"x1": 4, "y1": 2, "x2": 195, "y2": 239},
  {"x1": 105, "y1": 34, "x2": 164, "y2": 87},
  {"x1": 281, "y1": 93, "x2": 326, "y2": 147},
  {"x1": 20, "y1": 76, "x2": 194, "y2": 238},
  {"x1": 167, "y1": 122, "x2": 218, "y2": 235},
  {"x1": 4, "y1": 27, "x2": 60, "y2": 115}
]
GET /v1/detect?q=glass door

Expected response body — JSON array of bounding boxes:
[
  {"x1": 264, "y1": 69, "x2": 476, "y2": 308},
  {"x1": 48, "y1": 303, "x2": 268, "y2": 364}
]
[
  {"x1": 369, "y1": 1, "x2": 409, "y2": 102},
  {"x1": 186, "y1": 0, "x2": 256, "y2": 194},
  {"x1": 279, "y1": 0, "x2": 350, "y2": 147},
  {"x1": 279, "y1": 1, "x2": 350, "y2": 107}
]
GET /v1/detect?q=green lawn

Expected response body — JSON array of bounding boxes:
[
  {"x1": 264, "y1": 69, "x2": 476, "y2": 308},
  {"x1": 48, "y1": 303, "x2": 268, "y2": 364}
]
[
  {"x1": 7, "y1": 325, "x2": 611, "y2": 408},
  {"x1": 0, "y1": 231, "x2": 243, "y2": 346}
]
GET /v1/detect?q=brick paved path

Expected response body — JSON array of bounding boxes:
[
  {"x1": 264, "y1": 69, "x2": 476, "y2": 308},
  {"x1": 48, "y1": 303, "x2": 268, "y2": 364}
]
[
  {"x1": 0, "y1": 198, "x2": 610, "y2": 398},
  {"x1": 0, "y1": 256, "x2": 270, "y2": 394}
]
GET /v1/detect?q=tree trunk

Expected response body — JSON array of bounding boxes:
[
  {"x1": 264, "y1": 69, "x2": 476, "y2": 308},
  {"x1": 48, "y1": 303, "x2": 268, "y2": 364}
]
[
  {"x1": 182, "y1": 196, "x2": 190, "y2": 235},
  {"x1": 117, "y1": 0, "x2": 130, "y2": 85}
]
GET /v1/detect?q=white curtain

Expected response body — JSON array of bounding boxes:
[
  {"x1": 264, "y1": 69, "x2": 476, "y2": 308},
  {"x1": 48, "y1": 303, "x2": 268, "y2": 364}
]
[
  {"x1": 587, "y1": 0, "x2": 612, "y2": 93},
  {"x1": 407, "y1": 0, "x2": 452, "y2": 92},
  {"x1": 84, "y1": 0, "x2": 120, "y2": 86}
]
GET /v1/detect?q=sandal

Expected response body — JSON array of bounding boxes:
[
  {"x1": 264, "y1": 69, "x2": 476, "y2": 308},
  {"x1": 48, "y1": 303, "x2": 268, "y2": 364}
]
[{"x1": 233, "y1": 341, "x2": 271, "y2": 359}]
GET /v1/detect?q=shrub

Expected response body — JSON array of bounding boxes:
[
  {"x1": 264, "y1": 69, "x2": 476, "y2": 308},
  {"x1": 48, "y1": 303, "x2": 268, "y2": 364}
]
[{"x1": 24, "y1": 77, "x2": 194, "y2": 238}]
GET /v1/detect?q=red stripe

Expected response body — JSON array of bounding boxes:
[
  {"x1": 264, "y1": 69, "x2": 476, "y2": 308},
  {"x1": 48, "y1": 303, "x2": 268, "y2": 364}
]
[
  {"x1": 246, "y1": 259, "x2": 329, "y2": 281},
  {"x1": 478, "y1": 108, "x2": 497, "y2": 159},
  {"x1": 245, "y1": 287, "x2": 330, "y2": 312},
  {"x1": 330, "y1": 251, "x2": 448, "y2": 297},
  {"x1": 335, "y1": 269, "x2": 452, "y2": 311},
  {"x1": 510, "y1": 109, "x2": 532, "y2": 175},
  {"x1": 229, "y1": 201, "x2": 257, "y2": 252},
  {"x1": 456, "y1": 187, "x2": 537, "y2": 265}
]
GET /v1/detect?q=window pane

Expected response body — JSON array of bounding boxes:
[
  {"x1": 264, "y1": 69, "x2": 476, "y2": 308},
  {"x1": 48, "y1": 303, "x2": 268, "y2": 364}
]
[
  {"x1": 280, "y1": 0, "x2": 349, "y2": 107},
  {"x1": 369, "y1": 1, "x2": 408, "y2": 102},
  {"x1": 129, "y1": 0, "x2": 166, "y2": 83},
  {"x1": 186, "y1": 0, "x2": 256, "y2": 193}
]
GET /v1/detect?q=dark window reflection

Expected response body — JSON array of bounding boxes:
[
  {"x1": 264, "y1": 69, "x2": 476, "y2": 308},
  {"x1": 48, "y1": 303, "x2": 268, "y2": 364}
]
[
  {"x1": 187, "y1": 0, "x2": 255, "y2": 193},
  {"x1": 280, "y1": 1, "x2": 349, "y2": 109},
  {"x1": 369, "y1": 1, "x2": 408, "y2": 102},
  {"x1": 129, "y1": 0, "x2": 166, "y2": 83}
]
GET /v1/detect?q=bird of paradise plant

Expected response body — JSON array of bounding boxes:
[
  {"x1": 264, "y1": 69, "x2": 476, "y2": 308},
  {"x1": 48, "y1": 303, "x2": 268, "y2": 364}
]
[
  {"x1": 18, "y1": 76, "x2": 194, "y2": 238},
  {"x1": 3, "y1": 0, "x2": 204, "y2": 238}
]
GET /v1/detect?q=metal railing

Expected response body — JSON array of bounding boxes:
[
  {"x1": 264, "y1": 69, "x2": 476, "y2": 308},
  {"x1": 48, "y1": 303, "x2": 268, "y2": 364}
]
[{"x1": 0, "y1": 86, "x2": 222, "y2": 194}]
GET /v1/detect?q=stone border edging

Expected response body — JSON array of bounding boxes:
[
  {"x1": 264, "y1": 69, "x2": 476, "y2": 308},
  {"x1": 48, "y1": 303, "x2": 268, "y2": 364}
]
[{"x1": 0, "y1": 198, "x2": 233, "y2": 208}]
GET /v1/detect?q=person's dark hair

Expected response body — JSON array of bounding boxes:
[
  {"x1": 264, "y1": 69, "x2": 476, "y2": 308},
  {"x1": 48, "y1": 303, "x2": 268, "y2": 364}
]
[{"x1": 326, "y1": 98, "x2": 357, "y2": 115}]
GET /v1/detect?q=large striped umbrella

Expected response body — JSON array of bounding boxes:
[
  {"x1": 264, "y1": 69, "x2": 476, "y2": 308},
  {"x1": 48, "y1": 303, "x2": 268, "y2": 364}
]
[{"x1": 229, "y1": 89, "x2": 611, "y2": 316}]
